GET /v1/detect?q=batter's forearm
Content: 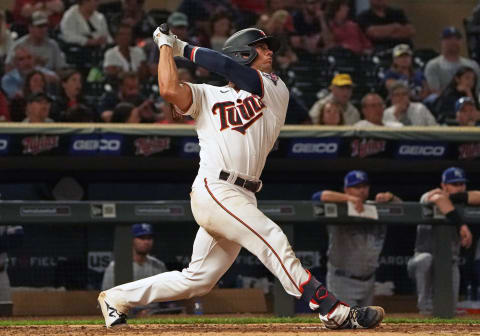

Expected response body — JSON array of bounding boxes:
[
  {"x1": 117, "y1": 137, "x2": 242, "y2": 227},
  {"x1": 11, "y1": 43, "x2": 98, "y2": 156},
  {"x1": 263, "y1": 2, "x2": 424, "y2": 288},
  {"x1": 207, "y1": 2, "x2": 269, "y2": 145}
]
[{"x1": 183, "y1": 45, "x2": 262, "y2": 96}]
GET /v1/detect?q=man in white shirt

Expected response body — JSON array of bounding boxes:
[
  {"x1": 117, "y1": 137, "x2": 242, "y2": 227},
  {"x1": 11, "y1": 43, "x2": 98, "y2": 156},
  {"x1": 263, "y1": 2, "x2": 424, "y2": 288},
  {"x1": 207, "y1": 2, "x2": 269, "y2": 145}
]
[
  {"x1": 355, "y1": 93, "x2": 402, "y2": 128},
  {"x1": 383, "y1": 81, "x2": 437, "y2": 126},
  {"x1": 60, "y1": 0, "x2": 112, "y2": 47}
]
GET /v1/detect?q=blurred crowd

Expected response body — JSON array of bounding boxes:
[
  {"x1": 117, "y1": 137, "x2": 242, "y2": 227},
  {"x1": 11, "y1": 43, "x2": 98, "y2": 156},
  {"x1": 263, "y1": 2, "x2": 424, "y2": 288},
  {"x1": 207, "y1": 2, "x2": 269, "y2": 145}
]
[{"x1": 0, "y1": 0, "x2": 480, "y2": 127}]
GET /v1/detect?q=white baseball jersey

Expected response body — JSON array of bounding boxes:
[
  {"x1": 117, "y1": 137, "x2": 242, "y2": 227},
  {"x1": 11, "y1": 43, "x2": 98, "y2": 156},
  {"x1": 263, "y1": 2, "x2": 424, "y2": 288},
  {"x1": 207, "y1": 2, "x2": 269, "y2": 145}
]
[{"x1": 179, "y1": 71, "x2": 289, "y2": 180}]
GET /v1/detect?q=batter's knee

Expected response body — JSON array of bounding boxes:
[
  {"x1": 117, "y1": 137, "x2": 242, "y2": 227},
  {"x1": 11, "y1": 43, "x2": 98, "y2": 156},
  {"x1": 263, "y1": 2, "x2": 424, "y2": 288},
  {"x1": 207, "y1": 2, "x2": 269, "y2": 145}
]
[{"x1": 188, "y1": 279, "x2": 216, "y2": 297}]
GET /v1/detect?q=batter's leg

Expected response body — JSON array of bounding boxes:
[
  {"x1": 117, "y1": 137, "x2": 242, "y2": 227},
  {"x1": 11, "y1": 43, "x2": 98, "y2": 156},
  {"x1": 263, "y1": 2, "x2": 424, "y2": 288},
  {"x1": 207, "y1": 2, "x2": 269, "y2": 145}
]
[
  {"x1": 99, "y1": 227, "x2": 241, "y2": 327},
  {"x1": 200, "y1": 179, "x2": 384, "y2": 329}
]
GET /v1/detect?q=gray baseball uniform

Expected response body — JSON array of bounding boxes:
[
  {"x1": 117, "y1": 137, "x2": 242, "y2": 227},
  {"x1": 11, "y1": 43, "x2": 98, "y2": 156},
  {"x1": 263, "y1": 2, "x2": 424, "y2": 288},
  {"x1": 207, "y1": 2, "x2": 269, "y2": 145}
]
[
  {"x1": 407, "y1": 193, "x2": 461, "y2": 314},
  {"x1": 326, "y1": 222, "x2": 386, "y2": 307}
]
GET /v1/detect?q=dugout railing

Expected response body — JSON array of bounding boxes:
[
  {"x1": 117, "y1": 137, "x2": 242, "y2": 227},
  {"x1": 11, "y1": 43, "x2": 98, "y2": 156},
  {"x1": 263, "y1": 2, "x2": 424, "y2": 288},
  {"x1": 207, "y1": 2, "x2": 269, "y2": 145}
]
[{"x1": 1, "y1": 200, "x2": 477, "y2": 318}]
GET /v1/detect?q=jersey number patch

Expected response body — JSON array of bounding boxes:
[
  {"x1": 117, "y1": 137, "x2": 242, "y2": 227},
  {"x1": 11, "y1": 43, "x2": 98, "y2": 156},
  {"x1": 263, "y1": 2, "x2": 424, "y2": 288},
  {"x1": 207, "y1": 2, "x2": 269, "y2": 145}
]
[{"x1": 211, "y1": 95, "x2": 265, "y2": 134}]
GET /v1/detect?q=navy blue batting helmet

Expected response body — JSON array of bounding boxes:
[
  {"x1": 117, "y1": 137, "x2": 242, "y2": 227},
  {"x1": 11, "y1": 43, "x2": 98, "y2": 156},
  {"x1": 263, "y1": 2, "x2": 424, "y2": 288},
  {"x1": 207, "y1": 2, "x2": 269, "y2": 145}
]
[{"x1": 222, "y1": 28, "x2": 281, "y2": 65}]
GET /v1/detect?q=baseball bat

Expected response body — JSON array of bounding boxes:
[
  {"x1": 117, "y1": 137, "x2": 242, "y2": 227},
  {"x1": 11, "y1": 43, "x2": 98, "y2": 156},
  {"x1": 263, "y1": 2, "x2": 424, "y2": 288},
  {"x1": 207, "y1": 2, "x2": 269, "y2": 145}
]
[{"x1": 159, "y1": 23, "x2": 169, "y2": 34}]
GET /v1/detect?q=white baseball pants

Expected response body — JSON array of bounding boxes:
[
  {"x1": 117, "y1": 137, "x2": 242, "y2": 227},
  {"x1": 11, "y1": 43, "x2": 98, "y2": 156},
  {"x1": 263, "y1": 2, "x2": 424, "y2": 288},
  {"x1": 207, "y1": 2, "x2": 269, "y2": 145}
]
[{"x1": 104, "y1": 175, "x2": 309, "y2": 309}]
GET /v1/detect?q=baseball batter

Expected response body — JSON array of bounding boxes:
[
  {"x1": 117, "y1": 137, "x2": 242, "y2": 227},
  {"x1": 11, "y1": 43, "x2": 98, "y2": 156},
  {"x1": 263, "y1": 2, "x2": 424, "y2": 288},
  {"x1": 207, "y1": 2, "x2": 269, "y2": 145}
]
[{"x1": 98, "y1": 25, "x2": 385, "y2": 330}]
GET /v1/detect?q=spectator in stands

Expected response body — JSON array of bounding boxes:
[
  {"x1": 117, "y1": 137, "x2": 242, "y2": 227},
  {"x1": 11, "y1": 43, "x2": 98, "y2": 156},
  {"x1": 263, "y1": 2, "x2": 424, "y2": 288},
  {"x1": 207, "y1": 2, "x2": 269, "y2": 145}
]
[
  {"x1": 0, "y1": 10, "x2": 13, "y2": 62},
  {"x1": 22, "y1": 92, "x2": 54, "y2": 122},
  {"x1": 425, "y1": 27, "x2": 480, "y2": 95},
  {"x1": 407, "y1": 167, "x2": 474, "y2": 315},
  {"x1": 309, "y1": 74, "x2": 360, "y2": 125},
  {"x1": 102, "y1": 223, "x2": 168, "y2": 291},
  {"x1": 103, "y1": 22, "x2": 148, "y2": 80},
  {"x1": 111, "y1": 101, "x2": 155, "y2": 123},
  {"x1": 454, "y1": 97, "x2": 479, "y2": 127},
  {"x1": 209, "y1": 11, "x2": 233, "y2": 52},
  {"x1": 177, "y1": 0, "x2": 235, "y2": 36},
  {"x1": 0, "y1": 225, "x2": 24, "y2": 304},
  {"x1": 97, "y1": 71, "x2": 150, "y2": 122},
  {"x1": 60, "y1": 0, "x2": 113, "y2": 67},
  {"x1": 433, "y1": 66, "x2": 479, "y2": 124},
  {"x1": 312, "y1": 170, "x2": 400, "y2": 306},
  {"x1": 12, "y1": 0, "x2": 64, "y2": 35},
  {"x1": 6, "y1": 11, "x2": 66, "y2": 71},
  {"x1": 316, "y1": 101, "x2": 344, "y2": 125},
  {"x1": 383, "y1": 81, "x2": 437, "y2": 126},
  {"x1": 325, "y1": 0, "x2": 372, "y2": 54},
  {"x1": 168, "y1": 12, "x2": 189, "y2": 43},
  {"x1": 355, "y1": 93, "x2": 402, "y2": 128},
  {"x1": 10, "y1": 69, "x2": 49, "y2": 121},
  {"x1": 50, "y1": 68, "x2": 88, "y2": 121},
  {"x1": 0, "y1": 90, "x2": 10, "y2": 122},
  {"x1": 108, "y1": 0, "x2": 157, "y2": 42},
  {"x1": 1, "y1": 47, "x2": 57, "y2": 99},
  {"x1": 357, "y1": 0, "x2": 415, "y2": 52},
  {"x1": 290, "y1": 0, "x2": 333, "y2": 54},
  {"x1": 383, "y1": 44, "x2": 430, "y2": 102},
  {"x1": 258, "y1": 10, "x2": 298, "y2": 69},
  {"x1": 60, "y1": 104, "x2": 96, "y2": 122}
]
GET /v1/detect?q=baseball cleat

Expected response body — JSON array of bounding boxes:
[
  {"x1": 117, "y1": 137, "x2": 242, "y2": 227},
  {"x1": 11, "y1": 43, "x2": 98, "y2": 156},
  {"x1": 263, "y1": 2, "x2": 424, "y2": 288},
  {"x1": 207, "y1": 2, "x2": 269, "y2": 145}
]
[
  {"x1": 330, "y1": 306, "x2": 385, "y2": 329},
  {"x1": 97, "y1": 291, "x2": 128, "y2": 328}
]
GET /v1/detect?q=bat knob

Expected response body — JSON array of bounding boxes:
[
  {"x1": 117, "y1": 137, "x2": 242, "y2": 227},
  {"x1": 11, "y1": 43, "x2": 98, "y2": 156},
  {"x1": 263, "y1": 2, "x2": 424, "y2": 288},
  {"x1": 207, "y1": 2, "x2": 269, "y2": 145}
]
[{"x1": 159, "y1": 23, "x2": 169, "y2": 34}]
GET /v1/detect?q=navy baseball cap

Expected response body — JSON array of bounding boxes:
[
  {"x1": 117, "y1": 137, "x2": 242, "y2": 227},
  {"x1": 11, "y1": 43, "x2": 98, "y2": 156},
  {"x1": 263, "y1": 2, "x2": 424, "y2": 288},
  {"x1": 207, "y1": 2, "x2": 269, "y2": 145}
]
[
  {"x1": 442, "y1": 167, "x2": 467, "y2": 184},
  {"x1": 455, "y1": 96, "x2": 475, "y2": 113},
  {"x1": 441, "y1": 26, "x2": 462, "y2": 39},
  {"x1": 344, "y1": 170, "x2": 369, "y2": 188},
  {"x1": 132, "y1": 223, "x2": 154, "y2": 237}
]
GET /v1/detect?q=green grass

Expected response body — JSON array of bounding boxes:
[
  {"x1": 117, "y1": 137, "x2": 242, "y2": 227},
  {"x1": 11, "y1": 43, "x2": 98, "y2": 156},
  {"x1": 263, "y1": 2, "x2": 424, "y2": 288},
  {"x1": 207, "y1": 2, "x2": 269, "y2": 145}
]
[{"x1": 1, "y1": 316, "x2": 480, "y2": 326}]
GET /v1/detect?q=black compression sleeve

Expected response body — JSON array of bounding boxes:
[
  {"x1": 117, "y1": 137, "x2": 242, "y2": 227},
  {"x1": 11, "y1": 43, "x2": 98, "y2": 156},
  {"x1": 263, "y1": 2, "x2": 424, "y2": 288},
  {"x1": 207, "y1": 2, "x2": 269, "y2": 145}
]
[
  {"x1": 183, "y1": 45, "x2": 263, "y2": 96},
  {"x1": 449, "y1": 192, "x2": 468, "y2": 204},
  {"x1": 445, "y1": 208, "x2": 463, "y2": 230}
]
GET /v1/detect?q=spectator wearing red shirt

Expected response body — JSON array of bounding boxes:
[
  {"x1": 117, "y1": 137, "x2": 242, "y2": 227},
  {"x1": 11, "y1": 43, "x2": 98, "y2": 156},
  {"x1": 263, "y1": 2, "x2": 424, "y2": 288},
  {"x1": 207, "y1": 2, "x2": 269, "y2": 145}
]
[
  {"x1": 326, "y1": 0, "x2": 372, "y2": 54},
  {"x1": 0, "y1": 90, "x2": 10, "y2": 122}
]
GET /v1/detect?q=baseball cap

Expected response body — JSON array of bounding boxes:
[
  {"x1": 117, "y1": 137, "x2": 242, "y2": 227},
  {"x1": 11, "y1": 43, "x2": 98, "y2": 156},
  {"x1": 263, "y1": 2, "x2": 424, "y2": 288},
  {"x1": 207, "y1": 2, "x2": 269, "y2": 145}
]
[
  {"x1": 393, "y1": 44, "x2": 412, "y2": 58},
  {"x1": 344, "y1": 170, "x2": 369, "y2": 188},
  {"x1": 132, "y1": 223, "x2": 154, "y2": 237},
  {"x1": 331, "y1": 74, "x2": 353, "y2": 87},
  {"x1": 26, "y1": 92, "x2": 52, "y2": 103},
  {"x1": 442, "y1": 167, "x2": 467, "y2": 184},
  {"x1": 441, "y1": 26, "x2": 462, "y2": 39},
  {"x1": 455, "y1": 96, "x2": 475, "y2": 113},
  {"x1": 31, "y1": 11, "x2": 48, "y2": 26},
  {"x1": 167, "y1": 12, "x2": 188, "y2": 27}
]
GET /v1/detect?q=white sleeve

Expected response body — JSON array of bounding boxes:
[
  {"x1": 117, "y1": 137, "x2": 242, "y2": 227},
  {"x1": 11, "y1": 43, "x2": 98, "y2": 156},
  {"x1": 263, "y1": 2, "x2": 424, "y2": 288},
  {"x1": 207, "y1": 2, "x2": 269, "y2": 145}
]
[
  {"x1": 382, "y1": 106, "x2": 397, "y2": 123},
  {"x1": 420, "y1": 104, "x2": 438, "y2": 126},
  {"x1": 60, "y1": 12, "x2": 88, "y2": 46},
  {"x1": 257, "y1": 71, "x2": 289, "y2": 123},
  {"x1": 103, "y1": 49, "x2": 121, "y2": 68},
  {"x1": 173, "y1": 82, "x2": 203, "y2": 118},
  {"x1": 419, "y1": 192, "x2": 429, "y2": 204}
]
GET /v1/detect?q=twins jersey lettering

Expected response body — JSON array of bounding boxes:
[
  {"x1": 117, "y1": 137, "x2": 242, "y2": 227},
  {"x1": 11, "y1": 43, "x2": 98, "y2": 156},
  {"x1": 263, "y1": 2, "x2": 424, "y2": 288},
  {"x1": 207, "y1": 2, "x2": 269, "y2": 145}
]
[{"x1": 179, "y1": 71, "x2": 288, "y2": 180}]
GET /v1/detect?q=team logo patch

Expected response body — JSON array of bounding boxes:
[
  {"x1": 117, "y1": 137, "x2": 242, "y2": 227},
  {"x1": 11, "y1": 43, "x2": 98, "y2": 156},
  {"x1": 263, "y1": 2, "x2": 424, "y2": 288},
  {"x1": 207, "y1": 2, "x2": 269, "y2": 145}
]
[{"x1": 262, "y1": 72, "x2": 279, "y2": 85}]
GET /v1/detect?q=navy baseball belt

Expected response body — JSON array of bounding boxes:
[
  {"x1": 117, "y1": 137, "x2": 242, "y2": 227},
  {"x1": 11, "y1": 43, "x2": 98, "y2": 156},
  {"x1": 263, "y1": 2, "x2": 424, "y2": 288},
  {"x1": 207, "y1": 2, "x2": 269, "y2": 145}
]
[
  {"x1": 334, "y1": 269, "x2": 375, "y2": 282},
  {"x1": 219, "y1": 170, "x2": 262, "y2": 193}
]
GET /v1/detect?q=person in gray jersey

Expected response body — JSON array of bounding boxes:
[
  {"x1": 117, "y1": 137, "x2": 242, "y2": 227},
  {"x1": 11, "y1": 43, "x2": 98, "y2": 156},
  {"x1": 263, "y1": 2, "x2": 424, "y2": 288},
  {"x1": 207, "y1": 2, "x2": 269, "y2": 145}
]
[
  {"x1": 407, "y1": 167, "x2": 475, "y2": 315},
  {"x1": 102, "y1": 223, "x2": 167, "y2": 291},
  {"x1": 0, "y1": 226, "x2": 24, "y2": 303},
  {"x1": 312, "y1": 170, "x2": 401, "y2": 307}
]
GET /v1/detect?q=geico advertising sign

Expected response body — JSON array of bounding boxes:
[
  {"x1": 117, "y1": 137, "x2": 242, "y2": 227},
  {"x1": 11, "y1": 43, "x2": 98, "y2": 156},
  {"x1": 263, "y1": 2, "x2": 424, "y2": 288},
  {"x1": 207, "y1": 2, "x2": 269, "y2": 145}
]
[
  {"x1": 180, "y1": 137, "x2": 200, "y2": 157},
  {"x1": 396, "y1": 142, "x2": 447, "y2": 159},
  {"x1": 70, "y1": 135, "x2": 123, "y2": 155},
  {"x1": 288, "y1": 138, "x2": 340, "y2": 158}
]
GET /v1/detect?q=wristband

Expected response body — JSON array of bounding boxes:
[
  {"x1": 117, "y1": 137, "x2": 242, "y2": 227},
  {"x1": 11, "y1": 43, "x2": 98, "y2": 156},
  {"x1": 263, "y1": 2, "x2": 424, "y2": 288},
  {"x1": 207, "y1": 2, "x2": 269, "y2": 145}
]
[
  {"x1": 449, "y1": 192, "x2": 468, "y2": 204},
  {"x1": 445, "y1": 208, "x2": 463, "y2": 230}
]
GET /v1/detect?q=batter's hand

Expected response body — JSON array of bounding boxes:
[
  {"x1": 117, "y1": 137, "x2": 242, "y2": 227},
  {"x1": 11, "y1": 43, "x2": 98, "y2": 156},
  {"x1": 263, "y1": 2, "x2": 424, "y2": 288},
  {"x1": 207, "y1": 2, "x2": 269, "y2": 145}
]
[
  {"x1": 153, "y1": 26, "x2": 175, "y2": 49},
  {"x1": 459, "y1": 224, "x2": 472, "y2": 248}
]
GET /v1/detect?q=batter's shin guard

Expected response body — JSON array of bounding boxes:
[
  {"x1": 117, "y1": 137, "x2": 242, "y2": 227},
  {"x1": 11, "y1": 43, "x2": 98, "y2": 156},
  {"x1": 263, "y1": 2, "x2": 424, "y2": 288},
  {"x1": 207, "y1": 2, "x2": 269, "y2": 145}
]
[{"x1": 299, "y1": 270, "x2": 340, "y2": 315}]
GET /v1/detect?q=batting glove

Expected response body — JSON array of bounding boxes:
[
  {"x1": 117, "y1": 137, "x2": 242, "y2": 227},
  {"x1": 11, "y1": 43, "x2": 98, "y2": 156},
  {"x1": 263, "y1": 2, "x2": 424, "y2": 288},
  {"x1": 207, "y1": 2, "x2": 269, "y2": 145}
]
[
  {"x1": 153, "y1": 26, "x2": 175, "y2": 48},
  {"x1": 173, "y1": 38, "x2": 188, "y2": 58}
]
